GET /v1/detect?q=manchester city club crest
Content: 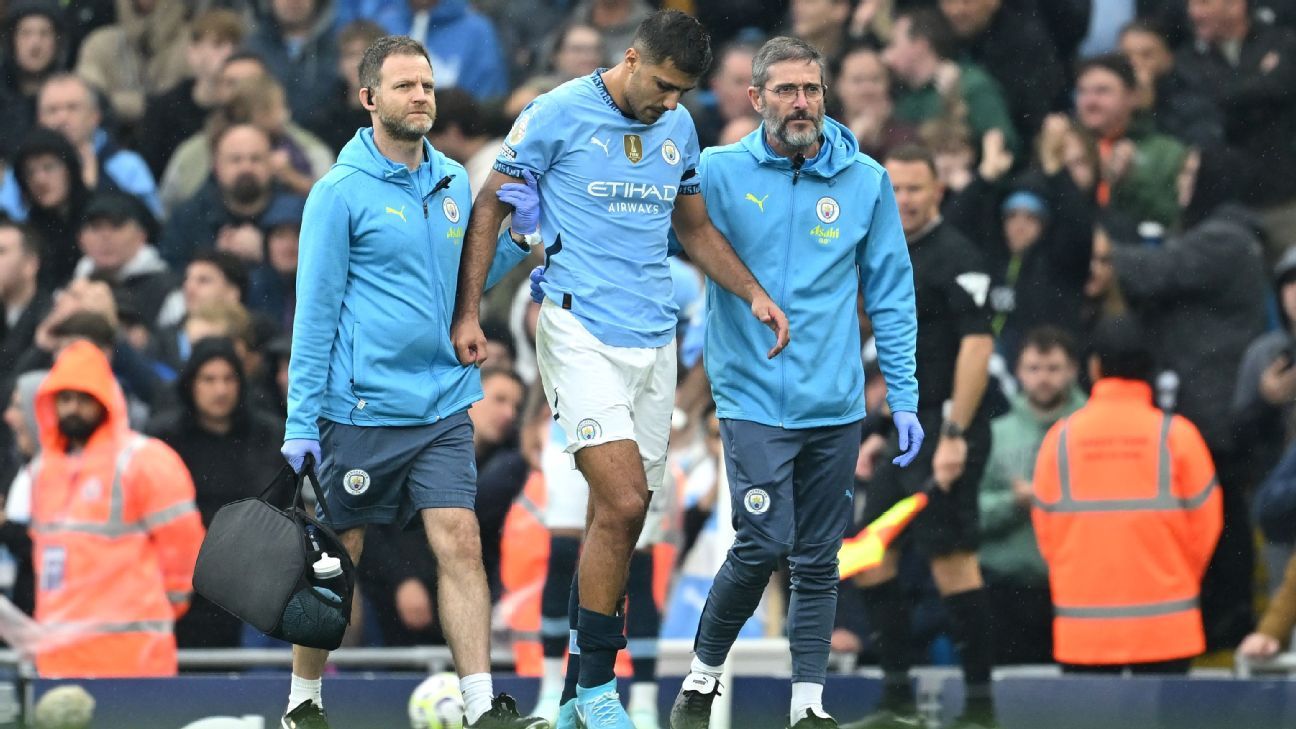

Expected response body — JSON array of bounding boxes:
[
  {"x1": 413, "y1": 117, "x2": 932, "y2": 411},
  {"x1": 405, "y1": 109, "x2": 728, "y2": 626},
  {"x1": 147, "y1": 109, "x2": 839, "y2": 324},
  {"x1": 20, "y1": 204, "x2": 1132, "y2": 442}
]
[
  {"x1": 662, "y1": 139, "x2": 680, "y2": 165},
  {"x1": 623, "y1": 134, "x2": 643, "y2": 163},
  {"x1": 343, "y1": 469, "x2": 371, "y2": 495},
  {"x1": 577, "y1": 418, "x2": 602, "y2": 441},
  {"x1": 442, "y1": 196, "x2": 460, "y2": 223},
  {"x1": 744, "y1": 488, "x2": 771, "y2": 514},
  {"x1": 816, "y1": 196, "x2": 840, "y2": 224}
]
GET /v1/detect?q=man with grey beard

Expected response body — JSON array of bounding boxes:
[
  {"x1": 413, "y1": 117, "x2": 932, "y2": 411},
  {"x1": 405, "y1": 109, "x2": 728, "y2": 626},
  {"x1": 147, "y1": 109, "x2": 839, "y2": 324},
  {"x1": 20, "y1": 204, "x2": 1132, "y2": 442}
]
[{"x1": 667, "y1": 36, "x2": 921, "y2": 729}]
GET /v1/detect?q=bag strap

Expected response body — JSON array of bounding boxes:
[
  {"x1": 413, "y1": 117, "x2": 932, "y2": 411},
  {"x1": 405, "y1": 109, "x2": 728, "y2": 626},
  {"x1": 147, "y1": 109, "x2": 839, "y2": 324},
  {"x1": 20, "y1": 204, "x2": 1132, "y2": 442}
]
[
  {"x1": 259, "y1": 463, "x2": 297, "y2": 504},
  {"x1": 297, "y1": 454, "x2": 340, "y2": 529}
]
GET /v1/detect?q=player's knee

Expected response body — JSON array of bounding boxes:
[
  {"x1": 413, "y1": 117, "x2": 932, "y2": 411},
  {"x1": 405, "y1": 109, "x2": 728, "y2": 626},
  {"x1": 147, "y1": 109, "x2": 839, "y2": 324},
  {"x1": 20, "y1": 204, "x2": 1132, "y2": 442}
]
[
  {"x1": 789, "y1": 560, "x2": 839, "y2": 593},
  {"x1": 732, "y1": 535, "x2": 790, "y2": 573},
  {"x1": 596, "y1": 488, "x2": 651, "y2": 528}
]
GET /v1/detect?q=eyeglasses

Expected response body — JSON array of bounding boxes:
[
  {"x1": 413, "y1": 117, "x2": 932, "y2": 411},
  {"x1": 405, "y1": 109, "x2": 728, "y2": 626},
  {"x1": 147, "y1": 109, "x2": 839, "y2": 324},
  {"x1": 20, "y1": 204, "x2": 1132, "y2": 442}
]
[{"x1": 763, "y1": 83, "x2": 826, "y2": 102}]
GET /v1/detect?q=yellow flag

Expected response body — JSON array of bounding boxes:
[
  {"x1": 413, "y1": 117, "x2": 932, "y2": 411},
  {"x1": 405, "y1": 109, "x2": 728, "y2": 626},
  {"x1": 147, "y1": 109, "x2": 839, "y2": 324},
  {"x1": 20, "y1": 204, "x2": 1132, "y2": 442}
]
[{"x1": 837, "y1": 492, "x2": 930, "y2": 580}]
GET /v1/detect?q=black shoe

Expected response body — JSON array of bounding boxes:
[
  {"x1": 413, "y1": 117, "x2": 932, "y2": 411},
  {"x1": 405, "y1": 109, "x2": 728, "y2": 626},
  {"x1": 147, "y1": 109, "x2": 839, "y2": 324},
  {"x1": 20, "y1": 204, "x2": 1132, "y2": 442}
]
[
  {"x1": 467, "y1": 693, "x2": 551, "y2": 728},
  {"x1": 668, "y1": 674, "x2": 721, "y2": 729},
  {"x1": 790, "y1": 708, "x2": 839, "y2": 728},
  {"x1": 281, "y1": 700, "x2": 330, "y2": 729},
  {"x1": 839, "y1": 707, "x2": 922, "y2": 729}
]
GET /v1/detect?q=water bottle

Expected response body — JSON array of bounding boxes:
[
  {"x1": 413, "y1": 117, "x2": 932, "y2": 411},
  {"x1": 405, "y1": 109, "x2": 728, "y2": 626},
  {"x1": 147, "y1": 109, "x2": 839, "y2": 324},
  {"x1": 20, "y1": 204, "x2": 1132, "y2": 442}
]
[
  {"x1": 1138, "y1": 221, "x2": 1165, "y2": 247},
  {"x1": 311, "y1": 552, "x2": 344, "y2": 604}
]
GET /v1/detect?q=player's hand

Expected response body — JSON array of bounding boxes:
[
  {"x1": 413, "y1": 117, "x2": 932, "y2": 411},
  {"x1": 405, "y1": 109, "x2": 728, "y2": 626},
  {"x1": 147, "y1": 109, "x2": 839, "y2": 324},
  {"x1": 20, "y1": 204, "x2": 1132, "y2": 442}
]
[
  {"x1": 1239, "y1": 632, "x2": 1281, "y2": 660},
  {"x1": 932, "y1": 434, "x2": 967, "y2": 492},
  {"x1": 451, "y1": 317, "x2": 489, "y2": 367},
  {"x1": 891, "y1": 411, "x2": 924, "y2": 467},
  {"x1": 395, "y1": 578, "x2": 434, "y2": 631},
  {"x1": 751, "y1": 293, "x2": 790, "y2": 359},
  {"x1": 499, "y1": 169, "x2": 540, "y2": 236},
  {"x1": 281, "y1": 439, "x2": 321, "y2": 475},
  {"x1": 529, "y1": 266, "x2": 545, "y2": 304}
]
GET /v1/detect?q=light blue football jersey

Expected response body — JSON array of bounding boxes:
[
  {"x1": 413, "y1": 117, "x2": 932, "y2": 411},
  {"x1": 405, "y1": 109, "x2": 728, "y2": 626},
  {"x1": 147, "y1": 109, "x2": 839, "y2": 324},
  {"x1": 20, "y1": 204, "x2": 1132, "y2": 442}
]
[{"x1": 494, "y1": 69, "x2": 701, "y2": 349}]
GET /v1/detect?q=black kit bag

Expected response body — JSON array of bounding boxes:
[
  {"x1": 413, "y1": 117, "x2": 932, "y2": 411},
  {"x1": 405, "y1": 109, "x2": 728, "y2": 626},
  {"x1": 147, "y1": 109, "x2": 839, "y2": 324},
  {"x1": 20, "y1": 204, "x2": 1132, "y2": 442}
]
[{"x1": 193, "y1": 455, "x2": 356, "y2": 650}]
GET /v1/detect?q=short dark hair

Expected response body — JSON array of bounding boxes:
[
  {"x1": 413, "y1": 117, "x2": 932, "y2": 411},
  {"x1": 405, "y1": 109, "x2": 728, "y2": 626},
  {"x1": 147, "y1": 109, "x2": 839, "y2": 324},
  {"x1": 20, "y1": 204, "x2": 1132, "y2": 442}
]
[
  {"x1": 209, "y1": 121, "x2": 271, "y2": 158},
  {"x1": 358, "y1": 35, "x2": 431, "y2": 92},
  {"x1": 1119, "y1": 18, "x2": 1169, "y2": 43},
  {"x1": 900, "y1": 8, "x2": 957, "y2": 60},
  {"x1": 0, "y1": 219, "x2": 42, "y2": 260},
  {"x1": 1091, "y1": 315, "x2": 1154, "y2": 382},
  {"x1": 752, "y1": 36, "x2": 825, "y2": 90},
  {"x1": 433, "y1": 87, "x2": 485, "y2": 138},
  {"x1": 632, "y1": 10, "x2": 713, "y2": 77},
  {"x1": 884, "y1": 143, "x2": 938, "y2": 177},
  {"x1": 189, "y1": 249, "x2": 249, "y2": 299},
  {"x1": 1019, "y1": 326, "x2": 1078, "y2": 364},
  {"x1": 221, "y1": 50, "x2": 268, "y2": 73},
  {"x1": 480, "y1": 366, "x2": 524, "y2": 391},
  {"x1": 1077, "y1": 53, "x2": 1138, "y2": 91},
  {"x1": 50, "y1": 311, "x2": 117, "y2": 350}
]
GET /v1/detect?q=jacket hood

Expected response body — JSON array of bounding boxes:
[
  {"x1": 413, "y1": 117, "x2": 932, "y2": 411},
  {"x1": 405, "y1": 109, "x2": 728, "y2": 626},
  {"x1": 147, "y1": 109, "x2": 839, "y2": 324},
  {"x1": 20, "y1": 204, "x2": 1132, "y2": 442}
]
[
  {"x1": 176, "y1": 336, "x2": 249, "y2": 428},
  {"x1": 35, "y1": 340, "x2": 129, "y2": 453},
  {"x1": 2, "y1": 0, "x2": 67, "y2": 89},
  {"x1": 336, "y1": 127, "x2": 444, "y2": 181},
  {"x1": 14, "y1": 126, "x2": 88, "y2": 211},
  {"x1": 739, "y1": 115, "x2": 860, "y2": 178}
]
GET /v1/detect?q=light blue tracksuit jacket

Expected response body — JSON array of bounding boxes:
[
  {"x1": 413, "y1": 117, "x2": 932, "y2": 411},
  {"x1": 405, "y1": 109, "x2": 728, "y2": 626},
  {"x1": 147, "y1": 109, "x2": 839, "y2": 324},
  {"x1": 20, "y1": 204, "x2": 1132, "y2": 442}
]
[
  {"x1": 285, "y1": 128, "x2": 528, "y2": 440},
  {"x1": 701, "y1": 117, "x2": 918, "y2": 428}
]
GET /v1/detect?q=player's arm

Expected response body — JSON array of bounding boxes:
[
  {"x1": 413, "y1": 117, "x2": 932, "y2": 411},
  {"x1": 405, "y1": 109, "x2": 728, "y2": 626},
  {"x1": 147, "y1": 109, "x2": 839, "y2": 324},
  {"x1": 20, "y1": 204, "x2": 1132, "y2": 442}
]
[
  {"x1": 858, "y1": 171, "x2": 918, "y2": 415},
  {"x1": 671, "y1": 193, "x2": 790, "y2": 358},
  {"x1": 452, "y1": 169, "x2": 524, "y2": 365}
]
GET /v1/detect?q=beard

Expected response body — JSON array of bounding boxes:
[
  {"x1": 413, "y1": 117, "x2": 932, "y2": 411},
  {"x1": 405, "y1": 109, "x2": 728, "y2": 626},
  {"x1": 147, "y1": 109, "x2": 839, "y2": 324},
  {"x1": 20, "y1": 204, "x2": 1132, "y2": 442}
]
[
  {"x1": 762, "y1": 103, "x2": 824, "y2": 151},
  {"x1": 58, "y1": 413, "x2": 102, "y2": 443},
  {"x1": 377, "y1": 104, "x2": 435, "y2": 142},
  {"x1": 227, "y1": 173, "x2": 267, "y2": 206},
  {"x1": 1027, "y1": 388, "x2": 1067, "y2": 412}
]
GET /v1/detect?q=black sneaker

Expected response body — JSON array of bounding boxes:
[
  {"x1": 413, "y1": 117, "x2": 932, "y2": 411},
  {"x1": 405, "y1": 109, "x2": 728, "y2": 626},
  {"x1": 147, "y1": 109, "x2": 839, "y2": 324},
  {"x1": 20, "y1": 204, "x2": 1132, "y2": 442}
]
[
  {"x1": 281, "y1": 700, "x2": 330, "y2": 729},
  {"x1": 467, "y1": 693, "x2": 551, "y2": 728},
  {"x1": 668, "y1": 674, "x2": 722, "y2": 729},
  {"x1": 790, "y1": 707, "x2": 839, "y2": 728},
  {"x1": 839, "y1": 707, "x2": 922, "y2": 729}
]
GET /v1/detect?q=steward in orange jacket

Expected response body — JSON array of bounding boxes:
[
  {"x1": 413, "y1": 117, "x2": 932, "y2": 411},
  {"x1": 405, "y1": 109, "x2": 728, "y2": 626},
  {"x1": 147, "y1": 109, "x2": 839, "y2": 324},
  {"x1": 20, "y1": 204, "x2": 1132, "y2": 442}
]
[
  {"x1": 31, "y1": 340, "x2": 204, "y2": 677},
  {"x1": 1032, "y1": 316, "x2": 1221, "y2": 670}
]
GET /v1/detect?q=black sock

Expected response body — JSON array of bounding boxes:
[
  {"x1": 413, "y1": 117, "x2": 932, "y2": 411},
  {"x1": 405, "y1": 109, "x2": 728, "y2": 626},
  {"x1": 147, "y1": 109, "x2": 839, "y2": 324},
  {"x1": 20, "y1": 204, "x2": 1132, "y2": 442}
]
[
  {"x1": 543, "y1": 537, "x2": 581, "y2": 659},
  {"x1": 627, "y1": 550, "x2": 660, "y2": 684},
  {"x1": 561, "y1": 569, "x2": 581, "y2": 704},
  {"x1": 577, "y1": 606, "x2": 628, "y2": 690},
  {"x1": 860, "y1": 578, "x2": 915, "y2": 710},
  {"x1": 943, "y1": 588, "x2": 994, "y2": 720}
]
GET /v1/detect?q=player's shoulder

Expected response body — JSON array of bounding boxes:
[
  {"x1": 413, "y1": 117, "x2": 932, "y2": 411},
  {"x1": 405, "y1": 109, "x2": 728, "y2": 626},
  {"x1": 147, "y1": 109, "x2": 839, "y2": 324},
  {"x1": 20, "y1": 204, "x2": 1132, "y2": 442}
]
[
  {"x1": 310, "y1": 164, "x2": 364, "y2": 200},
  {"x1": 531, "y1": 73, "x2": 601, "y2": 114},
  {"x1": 849, "y1": 150, "x2": 889, "y2": 180}
]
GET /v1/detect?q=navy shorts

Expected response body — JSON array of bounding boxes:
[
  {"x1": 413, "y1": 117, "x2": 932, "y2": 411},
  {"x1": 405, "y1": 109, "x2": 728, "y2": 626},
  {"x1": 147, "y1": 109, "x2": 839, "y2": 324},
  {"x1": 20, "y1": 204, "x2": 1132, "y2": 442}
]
[{"x1": 317, "y1": 411, "x2": 477, "y2": 531}]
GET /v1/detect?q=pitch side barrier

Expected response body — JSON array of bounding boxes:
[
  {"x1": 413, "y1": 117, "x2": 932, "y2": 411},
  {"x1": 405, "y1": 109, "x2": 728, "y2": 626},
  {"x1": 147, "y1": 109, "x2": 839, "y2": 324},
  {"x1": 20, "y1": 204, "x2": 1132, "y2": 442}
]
[{"x1": 2, "y1": 645, "x2": 1296, "y2": 728}]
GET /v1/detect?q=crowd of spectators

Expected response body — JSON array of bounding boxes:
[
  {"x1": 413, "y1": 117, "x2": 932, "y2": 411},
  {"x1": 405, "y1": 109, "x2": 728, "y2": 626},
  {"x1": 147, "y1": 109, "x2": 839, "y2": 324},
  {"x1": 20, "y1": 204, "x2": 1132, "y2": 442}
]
[{"x1": 0, "y1": 0, "x2": 1294, "y2": 675}]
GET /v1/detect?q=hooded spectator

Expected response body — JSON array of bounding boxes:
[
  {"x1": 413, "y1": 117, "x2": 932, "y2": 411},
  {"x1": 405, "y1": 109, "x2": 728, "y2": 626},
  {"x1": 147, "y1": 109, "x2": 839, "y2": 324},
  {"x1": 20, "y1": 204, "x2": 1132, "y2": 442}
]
[
  {"x1": 12, "y1": 127, "x2": 89, "y2": 289},
  {"x1": 147, "y1": 336, "x2": 284, "y2": 648},
  {"x1": 0, "y1": 0, "x2": 67, "y2": 159}
]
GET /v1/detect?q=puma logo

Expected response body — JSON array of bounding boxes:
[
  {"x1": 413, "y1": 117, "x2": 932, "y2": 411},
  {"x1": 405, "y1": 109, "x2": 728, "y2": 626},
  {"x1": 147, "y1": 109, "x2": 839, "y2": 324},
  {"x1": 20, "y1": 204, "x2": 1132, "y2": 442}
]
[
  {"x1": 589, "y1": 135, "x2": 611, "y2": 156},
  {"x1": 385, "y1": 205, "x2": 407, "y2": 222},
  {"x1": 745, "y1": 193, "x2": 769, "y2": 212}
]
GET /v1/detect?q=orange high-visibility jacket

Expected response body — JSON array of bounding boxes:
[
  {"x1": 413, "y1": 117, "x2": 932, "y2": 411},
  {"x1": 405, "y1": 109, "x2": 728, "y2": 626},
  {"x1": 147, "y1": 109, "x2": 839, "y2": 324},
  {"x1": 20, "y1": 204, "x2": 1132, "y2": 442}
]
[
  {"x1": 499, "y1": 470, "x2": 549, "y2": 676},
  {"x1": 31, "y1": 341, "x2": 204, "y2": 677},
  {"x1": 1031, "y1": 378, "x2": 1221, "y2": 666}
]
